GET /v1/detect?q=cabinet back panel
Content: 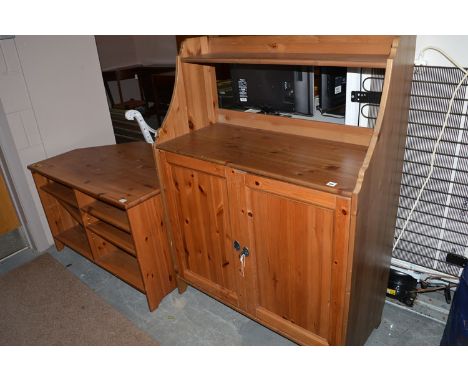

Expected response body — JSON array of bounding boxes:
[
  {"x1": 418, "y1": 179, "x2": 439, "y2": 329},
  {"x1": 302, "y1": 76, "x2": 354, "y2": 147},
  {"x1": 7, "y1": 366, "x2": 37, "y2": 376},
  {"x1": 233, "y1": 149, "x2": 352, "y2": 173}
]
[{"x1": 249, "y1": 189, "x2": 333, "y2": 338}]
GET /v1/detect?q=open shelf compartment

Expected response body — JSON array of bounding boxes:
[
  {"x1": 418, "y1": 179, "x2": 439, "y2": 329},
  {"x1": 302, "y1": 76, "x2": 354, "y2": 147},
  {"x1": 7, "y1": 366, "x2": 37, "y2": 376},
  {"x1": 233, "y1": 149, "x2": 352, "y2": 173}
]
[
  {"x1": 87, "y1": 220, "x2": 136, "y2": 256},
  {"x1": 82, "y1": 199, "x2": 130, "y2": 233},
  {"x1": 90, "y1": 234, "x2": 145, "y2": 292},
  {"x1": 41, "y1": 181, "x2": 78, "y2": 208},
  {"x1": 56, "y1": 225, "x2": 93, "y2": 260}
]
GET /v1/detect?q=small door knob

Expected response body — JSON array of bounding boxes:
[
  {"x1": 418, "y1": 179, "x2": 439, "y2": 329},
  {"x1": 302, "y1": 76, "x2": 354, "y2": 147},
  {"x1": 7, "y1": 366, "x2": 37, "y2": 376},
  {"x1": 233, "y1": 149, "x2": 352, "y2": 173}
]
[
  {"x1": 241, "y1": 246, "x2": 250, "y2": 257},
  {"x1": 233, "y1": 240, "x2": 241, "y2": 251}
]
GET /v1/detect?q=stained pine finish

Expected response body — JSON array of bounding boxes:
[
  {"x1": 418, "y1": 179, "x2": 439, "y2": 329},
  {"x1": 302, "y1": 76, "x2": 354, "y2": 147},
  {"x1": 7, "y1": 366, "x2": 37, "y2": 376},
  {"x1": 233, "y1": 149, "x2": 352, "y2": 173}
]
[
  {"x1": 29, "y1": 143, "x2": 175, "y2": 311},
  {"x1": 345, "y1": 36, "x2": 417, "y2": 345},
  {"x1": 90, "y1": 234, "x2": 145, "y2": 292},
  {"x1": 160, "y1": 151, "x2": 352, "y2": 345},
  {"x1": 56, "y1": 226, "x2": 92, "y2": 260},
  {"x1": 82, "y1": 200, "x2": 130, "y2": 232},
  {"x1": 157, "y1": 123, "x2": 368, "y2": 197},
  {"x1": 156, "y1": 35, "x2": 415, "y2": 345},
  {"x1": 182, "y1": 52, "x2": 388, "y2": 69},
  {"x1": 87, "y1": 221, "x2": 136, "y2": 256},
  {"x1": 28, "y1": 142, "x2": 159, "y2": 209},
  {"x1": 32, "y1": 173, "x2": 77, "y2": 252},
  {"x1": 163, "y1": 156, "x2": 239, "y2": 306},
  {"x1": 183, "y1": 36, "x2": 394, "y2": 68},
  {"x1": 41, "y1": 182, "x2": 78, "y2": 207},
  {"x1": 127, "y1": 195, "x2": 176, "y2": 311},
  {"x1": 217, "y1": 109, "x2": 373, "y2": 146},
  {"x1": 206, "y1": 35, "x2": 395, "y2": 56},
  {"x1": 248, "y1": 188, "x2": 334, "y2": 340}
]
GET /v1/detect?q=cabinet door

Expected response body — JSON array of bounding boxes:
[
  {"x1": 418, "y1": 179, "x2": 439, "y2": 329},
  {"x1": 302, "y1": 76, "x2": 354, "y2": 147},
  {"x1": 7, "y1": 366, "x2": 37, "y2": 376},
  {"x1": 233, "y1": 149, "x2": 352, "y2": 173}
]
[
  {"x1": 161, "y1": 152, "x2": 240, "y2": 306},
  {"x1": 243, "y1": 175, "x2": 350, "y2": 345}
]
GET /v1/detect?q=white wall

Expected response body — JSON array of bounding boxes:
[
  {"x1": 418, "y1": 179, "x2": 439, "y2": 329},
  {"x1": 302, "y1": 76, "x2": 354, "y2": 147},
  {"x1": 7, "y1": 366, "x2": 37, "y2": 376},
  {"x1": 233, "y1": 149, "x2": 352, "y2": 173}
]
[
  {"x1": 415, "y1": 35, "x2": 468, "y2": 67},
  {"x1": 15, "y1": 36, "x2": 115, "y2": 157},
  {"x1": 0, "y1": 36, "x2": 115, "y2": 252}
]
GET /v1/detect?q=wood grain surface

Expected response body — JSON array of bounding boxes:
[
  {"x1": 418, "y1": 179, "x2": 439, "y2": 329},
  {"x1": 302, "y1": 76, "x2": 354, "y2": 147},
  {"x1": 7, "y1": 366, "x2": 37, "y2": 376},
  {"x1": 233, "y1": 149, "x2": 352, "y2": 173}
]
[
  {"x1": 161, "y1": 156, "x2": 239, "y2": 307},
  {"x1": 182, "y1": 52, "x2": 388, "y2": 69},
  {"x1": 28, "y1": 142, "x2": 159, "y2": 209},
  {"x1": 155, "y1": 35, "x2": 415, "y2": 345},
  {"x1": 29, "y1": 143, "x2": 175, "y2": 312},
  {"x1": 345, "y1": 36, "x2": 417, "y2": 345},
  {"x1": 157, "y1": 123, "x2": 367, "y2": 196}
]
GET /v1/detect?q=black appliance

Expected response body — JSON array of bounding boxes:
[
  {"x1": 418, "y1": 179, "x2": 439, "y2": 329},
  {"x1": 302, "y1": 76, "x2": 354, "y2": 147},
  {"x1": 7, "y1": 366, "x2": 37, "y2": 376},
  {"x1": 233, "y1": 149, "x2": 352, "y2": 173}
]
[
  {"x1": 231, "y1": 65, "x2": 298, "y2": 113},
  {"x1": 319, "y1": 67, "x2": 347, "y2": 116},
  {"x1": 386, "y1": 269, "x2": 418, "y2": 307}
]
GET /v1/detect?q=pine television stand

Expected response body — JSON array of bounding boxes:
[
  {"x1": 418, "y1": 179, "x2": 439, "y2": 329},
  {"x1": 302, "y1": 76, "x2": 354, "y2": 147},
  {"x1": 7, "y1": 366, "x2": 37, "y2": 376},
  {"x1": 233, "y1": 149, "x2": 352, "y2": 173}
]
[{"x1": 28, "y1": 142, "x2": 176, "y2": 311}]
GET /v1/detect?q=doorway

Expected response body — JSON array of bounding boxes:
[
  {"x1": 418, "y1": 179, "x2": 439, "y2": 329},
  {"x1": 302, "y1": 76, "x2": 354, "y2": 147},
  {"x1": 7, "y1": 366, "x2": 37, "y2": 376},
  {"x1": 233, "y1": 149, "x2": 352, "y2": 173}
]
[{"x1": 0, "y1": 161, "x2": 28, "y2": 260}]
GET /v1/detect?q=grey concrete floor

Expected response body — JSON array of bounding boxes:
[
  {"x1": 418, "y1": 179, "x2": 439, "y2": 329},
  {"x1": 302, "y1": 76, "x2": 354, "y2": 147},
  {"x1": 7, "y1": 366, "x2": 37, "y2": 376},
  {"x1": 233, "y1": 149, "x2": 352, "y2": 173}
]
[
  {"x1": 0, "y1": 228, "x2": 28, "y2": 260},
  {"x1": 0, "y1": 246, "x2": 446, "y2": 345}
]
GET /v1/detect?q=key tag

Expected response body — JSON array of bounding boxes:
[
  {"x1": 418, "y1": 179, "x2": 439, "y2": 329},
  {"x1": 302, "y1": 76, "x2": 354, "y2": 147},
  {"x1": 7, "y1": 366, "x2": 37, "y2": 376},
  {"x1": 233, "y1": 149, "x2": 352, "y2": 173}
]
[{"x1": 240, "y1": 254, "x2": 245, "y2": 277}]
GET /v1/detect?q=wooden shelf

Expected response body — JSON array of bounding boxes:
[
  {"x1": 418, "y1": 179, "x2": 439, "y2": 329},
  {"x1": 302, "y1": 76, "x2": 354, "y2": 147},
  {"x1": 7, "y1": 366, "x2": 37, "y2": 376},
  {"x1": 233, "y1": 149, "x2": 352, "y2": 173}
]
[
  {"x1": 41, "y1": 182, "x2": 78, "y2": 207},
  {"x1": 95, "y1": 248, "x2": 144, "y2": 292},
  {"x1": 87, "y1": 221, "x2": 136, "y2": 256},
  {"x1": 56, "y1": 225, "x2": 92, "y2": 260},
  {"x1": 181, "y1": 52, "x2": 388, "y2": 69},
  {"x1": 82, "y1": 200, "x2": 130, "y2": 233},
  {"x1": 157, "y1": 123, "x2": 368, "y2": 197}
]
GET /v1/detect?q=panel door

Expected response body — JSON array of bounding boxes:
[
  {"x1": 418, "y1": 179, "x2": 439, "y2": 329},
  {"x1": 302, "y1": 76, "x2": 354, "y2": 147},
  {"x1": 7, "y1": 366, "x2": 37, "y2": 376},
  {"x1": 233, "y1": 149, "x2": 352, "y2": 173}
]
[
  {"x1": 243, "y1": 175, "x2": 350, "y2": 345},
  {"x1": 0, "y1": 169, "x2": 20, "y2": 235},
  {"x1": 162, "y1": 153, "x2": 240, "y2": 306}
]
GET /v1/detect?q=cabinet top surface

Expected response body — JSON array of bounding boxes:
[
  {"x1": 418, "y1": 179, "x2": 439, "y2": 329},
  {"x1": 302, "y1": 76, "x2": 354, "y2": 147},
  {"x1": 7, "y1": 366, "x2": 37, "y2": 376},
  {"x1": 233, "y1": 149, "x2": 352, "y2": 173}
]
[
  {"x1": 28, "y1": 142, "x2": 159, "y2": 208},
  {"x1": 157, "y1": 124, "x2": 367, "y2": 196}
]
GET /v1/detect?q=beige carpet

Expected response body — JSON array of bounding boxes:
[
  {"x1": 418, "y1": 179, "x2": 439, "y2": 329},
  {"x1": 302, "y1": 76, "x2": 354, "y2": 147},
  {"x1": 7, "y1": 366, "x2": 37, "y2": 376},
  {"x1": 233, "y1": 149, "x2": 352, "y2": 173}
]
[{"x1": 0, "y1": 254, "x2": 157, "y2": 345}]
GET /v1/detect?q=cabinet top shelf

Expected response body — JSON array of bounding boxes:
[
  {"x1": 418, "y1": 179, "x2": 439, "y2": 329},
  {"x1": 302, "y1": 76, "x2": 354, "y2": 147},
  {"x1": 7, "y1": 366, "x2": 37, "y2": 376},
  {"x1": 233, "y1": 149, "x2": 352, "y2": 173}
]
[
  {"x1": 181, "y1": 52, "x2": 388, "y2": 68},
  {"x1": 28, "y1": 142, "x2": 160, "y2": 209},
  {"x1": 157, "y1": 123, "x2": 368, "y2": 196}
]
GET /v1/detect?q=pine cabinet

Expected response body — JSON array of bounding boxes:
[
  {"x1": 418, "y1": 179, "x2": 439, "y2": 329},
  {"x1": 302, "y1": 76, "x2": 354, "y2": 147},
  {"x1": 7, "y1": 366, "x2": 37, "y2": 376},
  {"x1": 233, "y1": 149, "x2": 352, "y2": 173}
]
[
  {"x1": 155, "y1": 35, "x2": 416, "y2": 345},
  {"x1": 160, "y1": 150, "x2": 351, "y2": 345}
]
